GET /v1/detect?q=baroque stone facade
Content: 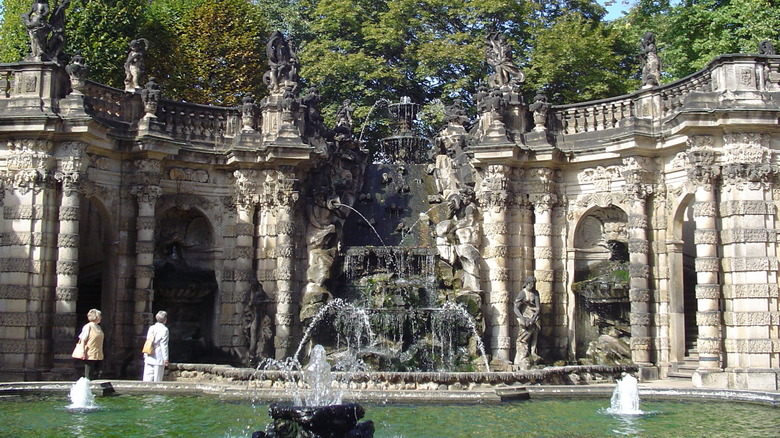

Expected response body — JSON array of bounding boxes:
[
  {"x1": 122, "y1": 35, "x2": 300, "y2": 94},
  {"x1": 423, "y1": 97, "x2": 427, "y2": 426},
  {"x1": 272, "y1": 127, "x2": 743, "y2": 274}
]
[{"x1": 0, "y1": 15, "x2": 778, "y2": 390}]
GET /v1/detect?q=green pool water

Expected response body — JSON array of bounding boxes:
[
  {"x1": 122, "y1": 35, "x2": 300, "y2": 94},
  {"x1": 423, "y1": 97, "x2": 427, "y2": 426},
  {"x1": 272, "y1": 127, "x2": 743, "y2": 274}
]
[{"x1": 0, "y1": 393, "x2": 778, "y2": 438}]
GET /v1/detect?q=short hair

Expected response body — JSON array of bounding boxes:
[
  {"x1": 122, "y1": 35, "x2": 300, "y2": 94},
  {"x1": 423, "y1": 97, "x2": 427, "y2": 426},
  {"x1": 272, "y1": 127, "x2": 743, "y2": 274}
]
[
  {"x1": 87, "y1": 309, "x2": 102, "y2": 322},
  {"x1": 155, "y1": 310, "x2": 168, "y2": 323}
]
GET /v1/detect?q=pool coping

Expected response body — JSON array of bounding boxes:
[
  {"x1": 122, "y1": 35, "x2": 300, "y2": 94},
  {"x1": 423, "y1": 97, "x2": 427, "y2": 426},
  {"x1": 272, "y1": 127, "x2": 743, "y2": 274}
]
[{"x1": 1, "y1": 381, "x2": 778, "y2": 406}]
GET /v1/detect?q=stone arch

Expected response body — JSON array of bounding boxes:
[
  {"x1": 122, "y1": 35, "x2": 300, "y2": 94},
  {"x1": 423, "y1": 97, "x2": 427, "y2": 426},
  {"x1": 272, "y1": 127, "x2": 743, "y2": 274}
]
[
  {"x1": 668, "y1": 189, "x2": 697, "y2": 362},
  {"x1": 152, "y1": 204, "x2": 220, "y2": 363},
  {"x1": 570, "y1": 204, "x2": 631, "y2": 362}
]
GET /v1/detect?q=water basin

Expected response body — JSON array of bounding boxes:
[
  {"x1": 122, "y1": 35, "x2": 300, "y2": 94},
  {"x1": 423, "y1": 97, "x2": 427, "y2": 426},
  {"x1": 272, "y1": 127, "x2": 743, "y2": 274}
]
[{"x1": 1, "y1": 392, "x2": 778, "y2": 437}]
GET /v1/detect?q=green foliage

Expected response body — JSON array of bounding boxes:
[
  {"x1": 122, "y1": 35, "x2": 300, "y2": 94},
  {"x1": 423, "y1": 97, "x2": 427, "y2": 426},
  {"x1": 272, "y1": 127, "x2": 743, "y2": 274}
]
[
  {"x1": 64, "y1": 0, "x2": 148, "y2": 88},
  {"x1": 0, "y1": 0, "x2": 38, "y2": 62},
  {"x1": 526, "y1": 12, "x2": 638, "y2": 104},
  {"x1": 162, "y1": 0, "x2": 270, "y2": 105}
]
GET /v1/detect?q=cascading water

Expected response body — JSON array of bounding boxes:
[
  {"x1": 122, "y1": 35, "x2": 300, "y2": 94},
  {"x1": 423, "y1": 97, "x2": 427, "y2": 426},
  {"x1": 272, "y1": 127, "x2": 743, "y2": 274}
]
[{"x1": 606, "y1": 373, "x2": 643, "y2": 415}]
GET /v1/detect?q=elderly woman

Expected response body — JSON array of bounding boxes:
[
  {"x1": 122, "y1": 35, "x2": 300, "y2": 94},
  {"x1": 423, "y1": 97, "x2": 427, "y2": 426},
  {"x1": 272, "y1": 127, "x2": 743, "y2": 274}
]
[
  {"x1": 74, "y1": 308, "x2": 104, "y2": 380},
  {"x1": 143, "y1": 310, "x2": 169, "y2": 382}
]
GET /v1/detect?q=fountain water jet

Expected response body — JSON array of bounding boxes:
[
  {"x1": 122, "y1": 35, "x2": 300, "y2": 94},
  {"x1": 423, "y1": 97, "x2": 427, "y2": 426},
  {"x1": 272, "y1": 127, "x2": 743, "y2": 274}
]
[
  {"x1": 68, "y1": 377, "x2": 97, "y2": 410},
  {"x1": 606, "y1": 373, "x2": 643, "y2": 415}
]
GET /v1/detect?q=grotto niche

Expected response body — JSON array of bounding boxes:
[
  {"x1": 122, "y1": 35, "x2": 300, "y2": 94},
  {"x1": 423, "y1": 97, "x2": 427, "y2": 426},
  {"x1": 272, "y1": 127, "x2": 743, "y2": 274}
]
[
  {"x1": 153, "y1": 206, "x2": 220, "y2": 364},
  {"x1": 572, "y1": 206, "x2": 632, "y2": 366}
]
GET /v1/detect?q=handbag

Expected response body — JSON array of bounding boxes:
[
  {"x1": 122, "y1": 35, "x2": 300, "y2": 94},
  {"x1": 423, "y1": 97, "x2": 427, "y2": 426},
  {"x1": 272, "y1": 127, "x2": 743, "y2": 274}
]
[
  {"x1": 72, "y1": 323, "x2": 90, "y2": 359},
  {"x1": 142, "y1": 337, "x2": 154, "y2": 355},
  {"x1": 71, "y1": 341, "x2": 86, "y2": 359}
]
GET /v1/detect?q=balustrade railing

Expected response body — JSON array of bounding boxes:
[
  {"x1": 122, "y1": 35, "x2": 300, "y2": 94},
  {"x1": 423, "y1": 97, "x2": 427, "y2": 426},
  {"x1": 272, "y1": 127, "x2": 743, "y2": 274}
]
[
  {"x1": 156, "y1": 99, "x2": 240, "y2": 148},
  {"x1": 550, "y1": 59, "x2": 714, "y2": 136}
]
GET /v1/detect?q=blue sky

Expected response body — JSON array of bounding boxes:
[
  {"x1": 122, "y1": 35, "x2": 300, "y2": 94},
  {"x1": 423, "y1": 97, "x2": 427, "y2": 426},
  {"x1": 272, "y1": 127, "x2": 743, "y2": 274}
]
[{"x1": 601, "y1": 0, "x2": 634, "y2": 21}]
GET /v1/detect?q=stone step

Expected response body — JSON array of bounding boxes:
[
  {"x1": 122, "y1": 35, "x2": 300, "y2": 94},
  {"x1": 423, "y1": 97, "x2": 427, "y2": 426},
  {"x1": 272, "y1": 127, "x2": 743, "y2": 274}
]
[{"x1": 667, "y1": 371, "x2": 693, "y2": 380}]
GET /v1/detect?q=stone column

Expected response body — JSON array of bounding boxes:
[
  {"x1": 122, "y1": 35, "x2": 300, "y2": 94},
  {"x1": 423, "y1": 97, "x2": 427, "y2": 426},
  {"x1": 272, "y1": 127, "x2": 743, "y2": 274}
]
[
  {"x1": 529, "y1": 189, "x2": 556, "y2": 365},
  {"x1": 622, "y1": 157, "x2": 655, "y2": 372},
  {"x1": 479, "y1": 165, "x2": 511, "y2": 363},
  {"x1": 273, "y1": 168, "x2": 300, "y2": 360},
  {"x1": 51, "y1": 178, "x2": 80, "y2": 369},
  {"x1": 0, "y1": 139, "x2": 56, "y2": 378},
  {"x1": 233, "y1": 170, "x2": 259, "y2": 355},
  {"x1": 719, "y1": 133, "x2": 778, "y2": 389},
  {"x1": 530, "y1": 193, "x2": 555, "y2": 305},
  {"x1": 686, "y1": 136, "x2": 723, "y2": 377},
  {"x1": 130, "y1": 159, "x2": 163, "y2": 341}
]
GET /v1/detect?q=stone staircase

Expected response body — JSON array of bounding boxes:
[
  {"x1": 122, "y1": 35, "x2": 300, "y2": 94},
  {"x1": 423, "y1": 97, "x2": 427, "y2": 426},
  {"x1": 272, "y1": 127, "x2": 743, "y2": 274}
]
[{"x1": 668, "y1": 349, "x2": 698, "y2": 381}]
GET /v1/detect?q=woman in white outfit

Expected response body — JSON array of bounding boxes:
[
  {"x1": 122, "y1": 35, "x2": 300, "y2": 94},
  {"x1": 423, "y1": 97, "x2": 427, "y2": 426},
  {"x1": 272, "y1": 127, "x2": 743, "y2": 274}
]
[{"x1": 143, "y1": 310, "x2": 169, "y2": 382}]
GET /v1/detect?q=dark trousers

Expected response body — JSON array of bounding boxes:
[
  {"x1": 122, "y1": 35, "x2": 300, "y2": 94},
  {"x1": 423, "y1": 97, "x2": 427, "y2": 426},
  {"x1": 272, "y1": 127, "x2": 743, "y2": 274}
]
[{"x1": 83, "y1": 360, "x2": 101, "y2": 380}]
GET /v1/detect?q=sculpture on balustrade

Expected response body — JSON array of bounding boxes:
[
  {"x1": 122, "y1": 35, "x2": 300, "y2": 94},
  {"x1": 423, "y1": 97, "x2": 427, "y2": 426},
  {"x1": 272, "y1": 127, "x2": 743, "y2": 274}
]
[
  {"x1": 240, "y1": 95, "x2": 257, "y2": 132},
  {"x1": 22, "y1": 0, "x2": 70, "y2": 63},
  {"x1": 46, "y1": 0, "x2": 68, "y2": 63},
  {"x1": 65, "y1": 53, "x2": 88, "y2": 93},
  {"x1": 140, "y1": 77, "x2": 161, "y2": 117},
  {"x1": 759, "y1": 40, "x2": 776, "y2": 55},
  {"x1": 529, "y1": 88, "x2": 551, "y2": 132},
  {"x1": 514, "y1": 276, "x2": 541, "y2": 369},
  {"x1": 264, "y1": 31, "x2": 299, "y2": 94},
  {"x1": 124, "y1": 38, "x2": 149, "y2": 92},
  {"x1": 639, "y1": 32, "x2": 660, "y2": 88},
  {"x1": 486, "y1": 32, "x2": 525, "y2": 88}
]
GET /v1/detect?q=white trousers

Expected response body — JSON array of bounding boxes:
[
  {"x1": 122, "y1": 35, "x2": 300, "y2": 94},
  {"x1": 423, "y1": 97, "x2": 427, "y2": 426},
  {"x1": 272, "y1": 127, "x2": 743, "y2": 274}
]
[{"x1": 143, "y1": 363, "x2": 164, "y2": 382}]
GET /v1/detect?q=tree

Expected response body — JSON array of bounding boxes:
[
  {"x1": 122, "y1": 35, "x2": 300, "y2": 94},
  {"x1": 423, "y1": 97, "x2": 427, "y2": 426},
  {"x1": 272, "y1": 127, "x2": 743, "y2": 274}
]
[
  {"x1": 154, "y1": 0, "x2": 270, "y2": 105},
  {"x1": 0, "y1": 0, "x2": 31, "y2": 63},
  {"x1": 65, "y1": 0, "x2": 148, "y2": 88},
  {"x1": 662, "y1": 0, "x2": 780, "y2": 79},
  {"x1": 526, "y1": 12, "x2": 639, "y2": 104}
]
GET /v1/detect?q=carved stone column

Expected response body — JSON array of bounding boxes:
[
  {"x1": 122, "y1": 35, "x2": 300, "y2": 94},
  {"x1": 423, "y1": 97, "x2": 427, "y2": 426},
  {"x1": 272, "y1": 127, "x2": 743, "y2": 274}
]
[
  {"x1": 686, "y1": 136, "x2": 724, "y2": 377},
  {"x1": 530, "y1": 193, "x2": 556, "y2": 303},
  {"x1": 233, "y1": 169, "x2": 259, "y2": 355},
  {"x1": 1, "y1": 139, "x2": 56, "y2": 377},
  {"x1": 273, "y1": 168, "x2": 300, "y2": 359},
  {"x1": 718, "y1": 133, "x2": 779, "y2": 389},
  {"x1": 479, "y1": 165, "x2": 511, "y2": 363},
  {"x1": 51, "y1": 142, "x2": 87, "y2": 372},
  {"x1": 622, "y1": 157, "x2": 654, "y2": 370},
  {"x1": 130, "y1": 159, "x2": 163, "y2": 340}
]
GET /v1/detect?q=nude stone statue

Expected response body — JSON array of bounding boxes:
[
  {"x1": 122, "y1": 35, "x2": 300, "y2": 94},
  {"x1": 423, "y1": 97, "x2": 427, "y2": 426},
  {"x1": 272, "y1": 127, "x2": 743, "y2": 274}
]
[{"x1": 514, "y1": 276, "x2": 541, "y2": 369}]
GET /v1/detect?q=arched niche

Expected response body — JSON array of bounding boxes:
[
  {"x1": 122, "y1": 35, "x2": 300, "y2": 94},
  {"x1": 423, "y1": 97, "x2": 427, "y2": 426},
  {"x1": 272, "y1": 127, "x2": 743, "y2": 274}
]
[
  {"x1": 571, "y1": 205, "x2": 631, "y2": 363},
  {"x1": 668, "y1": 191, "x2": 698, "y2": 362},
  {"x1": 153, "y1": 206, "x2": 219, "y2": 363},
  {"x1": 77, "y1": 197, "x2": 112, "y2": 332}
]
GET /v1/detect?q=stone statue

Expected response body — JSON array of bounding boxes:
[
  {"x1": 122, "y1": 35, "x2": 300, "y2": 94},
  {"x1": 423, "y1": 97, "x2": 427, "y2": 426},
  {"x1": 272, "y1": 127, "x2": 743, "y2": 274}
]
[
  {"x1": 240, "y1": 95, "x2": 256, "y2": 132},
  {"x1": 124, "y1": 38, "x2": 149, "y2": 92},
  {"x1": 446, "y1": 187, "x2": 481, "y2": 292},
  {"x1": 486, "y1": 32, "x2": 525, "y2": 88},
  {"x1": 46, "y1": 0, "x2": 69, "y2": 63},
  {"x1": 639, "y1": 32, "x2": 660, "y2": 88},
  {"x1": 529, "y1": 88, "x2": 550, "y2": 132},
  {"x1": 21, "y1": 0, "x2": 51, "y2": 61},
  {"x1": 140, "y1": 77, "x2": 161, "y2": 117},
  {"x1": 514, "y1": 276, "x2": 541, "y2": 369},
  {"x1": 65, "y1": 53, "x2": 89, "y2": 93},
  {"x1": 759, "y1": 40, "x2": 776, "y2": 56},
  {"x1": 243, "y1": 280, "x2": 271, "y2": 362},
  {"x1": 264, "y1": 31, "x2": 299, "y2": 94}
]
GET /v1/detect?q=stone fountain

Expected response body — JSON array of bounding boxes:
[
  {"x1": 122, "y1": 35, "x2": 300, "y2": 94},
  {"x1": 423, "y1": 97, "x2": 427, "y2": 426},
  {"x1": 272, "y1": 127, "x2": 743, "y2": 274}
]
[{"x1": 253, "y1": 345, "x2": 375, "y2": 438}]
